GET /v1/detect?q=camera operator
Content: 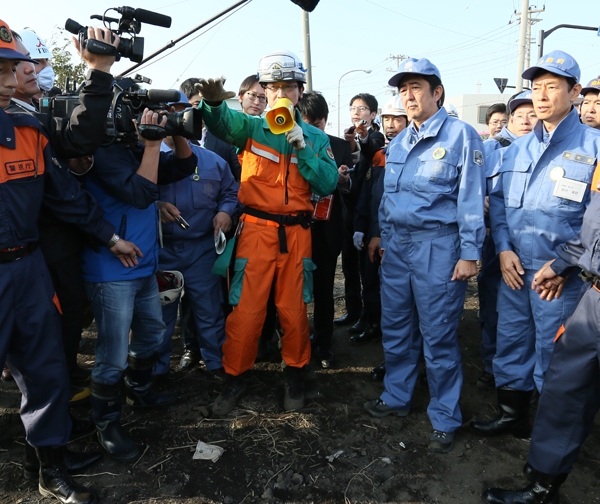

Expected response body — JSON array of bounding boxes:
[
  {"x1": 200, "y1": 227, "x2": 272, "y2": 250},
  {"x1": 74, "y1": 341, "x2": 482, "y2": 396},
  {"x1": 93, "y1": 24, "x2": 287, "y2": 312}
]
[
  {"x1": 0, "y1": 19, "x2": 142, "y2": 504},
  {"x1": 80, "y1": 103, "x2": 197, "y2": 462}
]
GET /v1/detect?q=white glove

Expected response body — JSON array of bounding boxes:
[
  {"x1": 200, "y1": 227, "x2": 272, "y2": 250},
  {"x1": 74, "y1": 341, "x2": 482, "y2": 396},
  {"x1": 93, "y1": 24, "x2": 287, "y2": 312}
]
[
  {"x1": 194, "y1": 77, "x2": 236, "y2": 103},
  {"x1": 285, "y1": 123, "x2": 306, "y2": 151},
  {"x1": 353, "y1": 232, "x2": 365, "y2": 250}
]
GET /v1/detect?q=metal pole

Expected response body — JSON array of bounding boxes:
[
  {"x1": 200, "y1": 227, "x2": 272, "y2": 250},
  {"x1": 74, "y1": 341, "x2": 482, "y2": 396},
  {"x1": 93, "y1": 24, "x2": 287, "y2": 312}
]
[
  {"x1": 538, "y1": 24, "x2": 597, "y2": 60},
  {"x1": 302, "y1": 10, "x2": 313, "y2": 92},
  {"x1": 525, "y1": 8, "x2": 532, "y2": 70},
  {"x1": 538, "y1": 29, "x2": 544, "y2": 59},
  {"x1": 516, "y1": 0, "x2": 529, "y2": 92},
  {"x1": 337, "y1": 69, "x2": 371, "y2": 137}
]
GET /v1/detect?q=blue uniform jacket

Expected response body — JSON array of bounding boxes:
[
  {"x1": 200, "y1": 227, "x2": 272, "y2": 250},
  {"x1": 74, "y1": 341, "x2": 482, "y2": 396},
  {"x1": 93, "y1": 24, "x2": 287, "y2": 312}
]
[
  {"x1": 489, "y1": 107, "x2": 600, "y2": 270},
  {"x1": 379, "y1": 107, "x2": 486, "y2": 260},
  {"x1": 80, "y1": 143, "x2": 197, "y2": 282},
  {"x1": 158, "y1": 143, "x2": 241, "y2": 247},
  {"x1": 0, "y1": 110, "x2": 113, "y2": 250},
  {"x1": 484, "y1": 126, "x2": 517, "y2": 177}
]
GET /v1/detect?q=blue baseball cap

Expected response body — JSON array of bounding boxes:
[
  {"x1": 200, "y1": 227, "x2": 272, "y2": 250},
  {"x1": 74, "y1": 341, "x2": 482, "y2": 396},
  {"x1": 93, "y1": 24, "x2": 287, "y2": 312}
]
[
  {"x1": 522, "y1": 50, "x2": 580, "y2": 82},
  {"x1": 508, "y1": 90, "x2": 533, "y2": 113},
  {"x1": 167, "y1": 90, "x2": 191, "y2": 108},
  {"x1": 581, "y1": 76, "x2": 600, "y2": 96},
  {"x1": 388, "y1": 58, "x2": 442, "y2": 88}
]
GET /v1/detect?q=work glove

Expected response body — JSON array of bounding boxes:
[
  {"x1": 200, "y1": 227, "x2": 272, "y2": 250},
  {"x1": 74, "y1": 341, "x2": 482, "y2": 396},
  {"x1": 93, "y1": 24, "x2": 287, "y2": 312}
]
[
  {"x1": 353, "y1": 231, "x2": 365, "y2": 251},
  {"x1": 285, "y1": 123, "x2": 306, "y2": 151},
  {"x1": 194, "y1": 77, "x2": 236, "y2": 103}
]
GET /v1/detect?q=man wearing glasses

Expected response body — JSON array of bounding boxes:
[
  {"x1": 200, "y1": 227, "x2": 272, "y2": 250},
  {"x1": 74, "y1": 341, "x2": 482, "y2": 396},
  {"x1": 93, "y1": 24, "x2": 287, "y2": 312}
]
[
  {"x1": 195, "y1": 50, "x2": 338, "y2": 416},
  {"x1": 485, "y1": 103, "x2": 509, "y2": 138}
]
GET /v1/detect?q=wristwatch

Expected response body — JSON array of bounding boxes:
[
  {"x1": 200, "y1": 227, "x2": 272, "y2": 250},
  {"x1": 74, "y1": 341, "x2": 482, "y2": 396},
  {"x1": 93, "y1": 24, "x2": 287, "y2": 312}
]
[{"x1": 107, "y1": 234, "x2": 120, "y2": 248}]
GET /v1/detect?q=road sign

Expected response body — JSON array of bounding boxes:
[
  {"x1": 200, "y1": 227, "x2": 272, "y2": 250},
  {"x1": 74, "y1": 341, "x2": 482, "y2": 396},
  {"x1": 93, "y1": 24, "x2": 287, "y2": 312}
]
[{"x1": 494, "y1": 78, "x2": 508, "y2": 93}]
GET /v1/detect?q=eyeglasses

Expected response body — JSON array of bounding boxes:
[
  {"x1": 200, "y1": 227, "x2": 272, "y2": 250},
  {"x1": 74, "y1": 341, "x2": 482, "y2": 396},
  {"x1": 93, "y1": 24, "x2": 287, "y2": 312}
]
[
  {"x1": 350, "y1": 106, "x2": 370, "y2": 113},
  {"x1": 513, "y1": 113, "x2": 537, "y2": 121},
  {"x1": 264, "y1": 84, "x2": 299, "y2": 93},
  {"x1": 489, "y1": 120, "x2": 508, "y2": 126},
  {"x1": 245, "y1": 91, "x2": 266, "y2": 104}
]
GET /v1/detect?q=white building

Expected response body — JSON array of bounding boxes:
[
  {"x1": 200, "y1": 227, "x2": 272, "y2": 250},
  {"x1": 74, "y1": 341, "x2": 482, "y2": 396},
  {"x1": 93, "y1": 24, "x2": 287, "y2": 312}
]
[{"x1": 446, "y1": 93, "x2": 511, "y2": 134}]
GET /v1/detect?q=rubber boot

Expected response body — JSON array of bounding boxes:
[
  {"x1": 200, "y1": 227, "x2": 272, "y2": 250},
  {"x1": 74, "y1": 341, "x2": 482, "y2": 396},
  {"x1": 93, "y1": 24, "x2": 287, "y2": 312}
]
[
  {"x1": 123, "y1": 354, "x2": 177, "y2": 408},
  {"x1": 482, "y1": 471, "x2": 568, "y2": 504},
  {"x1": 24, "y1": 442, "x2": 102, "y2": 480},
  {"x1": 212, "y1": 372, "x2": 246, "y2": 417},
  {"x1": 283, "y1": 366, "x2": 305, "y2": 412},
  {"x1": 36, "y1": 445, "x2": 97, "y2": 504},
  {"x1": 90, "y1": 380, "x2": 139, "y2": 462},
  {"x1": 470, "y1": 387, "x2": 533, "y2": 438}
]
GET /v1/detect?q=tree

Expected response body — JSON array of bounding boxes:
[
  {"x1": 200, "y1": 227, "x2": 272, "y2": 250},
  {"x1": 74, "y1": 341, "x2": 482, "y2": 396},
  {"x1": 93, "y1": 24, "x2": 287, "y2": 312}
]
[{"x1": 48, "y1": 28, "x2": 87, "y2": 91}]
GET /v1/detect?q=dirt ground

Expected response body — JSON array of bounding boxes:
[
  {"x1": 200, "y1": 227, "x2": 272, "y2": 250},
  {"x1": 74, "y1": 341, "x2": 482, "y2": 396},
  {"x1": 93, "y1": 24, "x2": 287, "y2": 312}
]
[{"x1": 1, "y1": 267, "x2": 600, "y2": 504}]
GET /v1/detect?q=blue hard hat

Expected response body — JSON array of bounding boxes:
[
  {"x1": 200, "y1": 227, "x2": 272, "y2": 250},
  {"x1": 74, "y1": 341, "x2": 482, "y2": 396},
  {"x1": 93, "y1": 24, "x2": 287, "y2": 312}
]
[
  {"x1": 522, "y1": 50, "x2": 580, "y2": 83},
  {"x1": 581, "y1": 76, "x2": 600, "y2": 96},
  {"x1": 388, "y1": 58, "x2": 442, "y2": 88},
  {"x1": 167, "y1": 90, "x2": 191, "y2": 108},
  {"x1": 508, "y1": 90, "x2": 533, "y2": 113}
]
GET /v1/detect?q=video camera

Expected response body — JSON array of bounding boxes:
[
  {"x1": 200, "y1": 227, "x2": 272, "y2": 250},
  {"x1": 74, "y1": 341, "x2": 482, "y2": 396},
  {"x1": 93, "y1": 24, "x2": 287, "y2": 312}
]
[
  {"x1": 65, "y1": 6, "x2": 172, "y2": 63},
  {"x1": 40, "y1": 75, "x2": 203, "y2": 147}
]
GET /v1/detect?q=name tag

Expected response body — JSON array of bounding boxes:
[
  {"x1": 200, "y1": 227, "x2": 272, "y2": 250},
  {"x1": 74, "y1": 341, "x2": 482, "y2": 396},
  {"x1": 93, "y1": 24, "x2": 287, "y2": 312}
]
[{"x1": 552, "y1": 177, "x2": 587, "y2": 203}]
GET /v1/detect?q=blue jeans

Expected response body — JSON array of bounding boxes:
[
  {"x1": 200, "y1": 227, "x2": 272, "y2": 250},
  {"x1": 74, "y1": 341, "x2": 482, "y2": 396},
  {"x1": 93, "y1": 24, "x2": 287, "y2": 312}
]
[{"x1": 85, "y1": 275, "x2": 166, "y2": 385}]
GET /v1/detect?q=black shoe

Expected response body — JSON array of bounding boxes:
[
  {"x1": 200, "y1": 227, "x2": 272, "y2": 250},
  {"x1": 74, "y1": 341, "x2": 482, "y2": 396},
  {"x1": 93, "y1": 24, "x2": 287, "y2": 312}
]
[
  {"x1": 428, "y1": 430, "x2": 454, "y2": 454},
  {"x1": 91, "y1": 380, "x2": 140, "y2": 462},
  {"x1": 124, "y1": 354, "x2": 177, "y2": 408},
  {"x1": 347, "y1": 317, "x2": 369, "y2": 334},
  {"x1": 24, "y1": 442, "x2": 102, "y2": 480},
  {"x1": 482, "y1": 471, "x2": 568, "y2": 504},
  {"x1": 477, "y1": 370, "x2": 495, "y2": 391},
  {"x1": 283, "y1": 366, "x2": 305, "y2": 411},
  {"x1": 333, "y1": 312, "x2": 360, "y2": 326},
  {"x1": 471, "y1": 387, "x2": 533, "y2": 438},
  {"x1": 179, "y1": 349, "x2": 199, "y2": 371},
  {"x1": 364, "y1": 398, "x2": 409, "y2": 418},
  {"x1": 36, "y1": 446, "x2": 98, "y2": 504},
  {"x1": 212, "y1": 373, "x2": 246, "y2": 417},
  {"x1": 350, "y1": 321, "x2": 382, "y2": 344},
  {"x1": 319, "y1": 351, "x2": 334, "y2": 369},
  {"x1": 370, "y1": 362, "x2": 386, "y2": 381}
]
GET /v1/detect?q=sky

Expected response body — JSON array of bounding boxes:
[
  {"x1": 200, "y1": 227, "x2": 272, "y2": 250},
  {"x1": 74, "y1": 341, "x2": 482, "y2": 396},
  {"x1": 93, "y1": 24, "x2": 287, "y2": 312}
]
[{"x1": 5, "y1": 0, "x2": 600, "y2": 135}]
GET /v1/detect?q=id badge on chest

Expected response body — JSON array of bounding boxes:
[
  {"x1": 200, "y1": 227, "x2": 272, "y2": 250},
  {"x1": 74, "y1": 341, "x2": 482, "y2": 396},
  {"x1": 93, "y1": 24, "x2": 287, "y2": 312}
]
[{"x1": 552, "y1": 177, "x2": 587, "y2": 203}]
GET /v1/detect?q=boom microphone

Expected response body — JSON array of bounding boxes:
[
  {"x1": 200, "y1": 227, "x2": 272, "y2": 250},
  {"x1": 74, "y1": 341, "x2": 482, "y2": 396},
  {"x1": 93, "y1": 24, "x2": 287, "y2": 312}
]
[
  {"x1": 145, "y1": 89, "x2": 182, "y2": 103},
  {"x1": 133, "y1": 8, "x2": 172, "y2": 28}
]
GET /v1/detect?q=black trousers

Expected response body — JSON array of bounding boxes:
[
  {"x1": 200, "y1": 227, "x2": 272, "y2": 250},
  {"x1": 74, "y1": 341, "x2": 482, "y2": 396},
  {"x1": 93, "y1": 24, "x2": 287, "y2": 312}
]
[
  {"x1": 47, "y1": 252, "x2": 86, "y2": 378},
  {"x1": 341, "y1": 207, "x2": 362, "y2": 316}
]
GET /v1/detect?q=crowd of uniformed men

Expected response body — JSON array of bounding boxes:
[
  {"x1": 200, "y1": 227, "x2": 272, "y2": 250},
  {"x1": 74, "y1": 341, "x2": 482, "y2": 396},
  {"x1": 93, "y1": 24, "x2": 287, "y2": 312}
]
[{"x1": 1, "y1": 14, "x2": 600, "y2": 504}]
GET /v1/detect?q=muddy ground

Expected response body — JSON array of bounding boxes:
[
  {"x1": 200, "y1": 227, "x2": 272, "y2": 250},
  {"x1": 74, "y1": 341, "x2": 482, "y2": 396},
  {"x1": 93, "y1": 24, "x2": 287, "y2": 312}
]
[{"x1": 1, "y1": 268, "x2": 600, "y2": 504}]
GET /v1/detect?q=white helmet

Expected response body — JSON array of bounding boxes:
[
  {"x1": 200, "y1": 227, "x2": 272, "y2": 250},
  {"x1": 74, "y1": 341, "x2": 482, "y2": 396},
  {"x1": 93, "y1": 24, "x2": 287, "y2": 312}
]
[
  {"x1": 257, "y1": 50, "x2": 307, "y2": 84},
  {"x1": 445, "y1": 103, "x2": 459, "y2": 118},
  {"x1": 156, "y1": 270, "x2": 184, "y2": 306},
  {"x1": 19, "y1": 30, "x2": 52, "y2": 59},
  {"x1": 380, "y1": 95, "x2": 407, "y2": 117}
]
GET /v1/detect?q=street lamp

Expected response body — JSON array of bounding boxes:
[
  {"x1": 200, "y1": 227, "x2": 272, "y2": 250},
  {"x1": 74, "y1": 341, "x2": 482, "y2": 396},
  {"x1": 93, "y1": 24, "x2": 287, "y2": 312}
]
[{"x1": 337, "y1": 69, "x2": 372, "y2": 137}]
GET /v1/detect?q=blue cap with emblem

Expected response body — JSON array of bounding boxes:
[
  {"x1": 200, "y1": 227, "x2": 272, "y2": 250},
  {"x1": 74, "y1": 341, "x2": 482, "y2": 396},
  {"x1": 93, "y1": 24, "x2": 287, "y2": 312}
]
[
  {"x1": 522, "y1": 50, "x2": 580, "y2": 82},
  {"x1": 581, "y1": 77, "x2": 600, "y2": 97},
  {"x1": 388, "y1": 58, "x2": 442, "y2": 88},
  {"x1": 508, "y1": 90, "x2": 533, "y2": 113},
  {"x1": 167, "y1": 90, "x2": 192, "y2": 108}
]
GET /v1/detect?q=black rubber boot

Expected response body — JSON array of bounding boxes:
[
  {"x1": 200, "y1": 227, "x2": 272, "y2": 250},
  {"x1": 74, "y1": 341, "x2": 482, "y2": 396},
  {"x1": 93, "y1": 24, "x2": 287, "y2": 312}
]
[
  {"x1": 24, "y1": 442, "x2": 102, "y2": 480},
  {"x1": 212, "y1": 372, "x2": 246, "y2": 417},
  {"x1": 91, "y1": 380, "x2": 139, "y2": 462},
  {"x1": 36, "y1": 445, "x2": 97, "y2": 504},
  {"x1": 482, "y1": 471, "x2": 568, "y2": 504},
  {"x1": 470, "y1": 387, "x2": 533, "y2": 438},
  {"x1": 123, "y1": 354, "x2": 177, "y2": 408},
  {"x1": 283, "y1": 366, "x2": 305, "y2": 412}
]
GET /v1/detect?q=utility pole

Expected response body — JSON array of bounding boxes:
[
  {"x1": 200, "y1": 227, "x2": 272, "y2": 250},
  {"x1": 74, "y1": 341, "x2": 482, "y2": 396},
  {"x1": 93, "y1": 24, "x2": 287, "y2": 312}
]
[
  {"x1": 386, "y1": 54, "x2": 409, "y2": 72},
  {"x1": 511, "y1": 2, "x2": 544, "y2": 92},
  {"x1": 302, "y1": 10, "x2": 313, "y2": 92}
]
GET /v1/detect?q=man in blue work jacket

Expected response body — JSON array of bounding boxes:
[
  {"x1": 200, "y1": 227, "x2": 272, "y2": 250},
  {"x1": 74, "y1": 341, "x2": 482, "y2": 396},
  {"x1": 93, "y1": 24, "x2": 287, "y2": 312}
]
[
  {"x1": 477, "y1": 91, "x2": 537, "y2": 391},
  {"x1": 364, "y1": 58, "x2": 486, "y2": 454},
  {"x1": 155, "y1": 91, "x2": 240, "y2": 380},
  {"x1": 471, "y1": 51, "x2": 600, "y2": 440}
]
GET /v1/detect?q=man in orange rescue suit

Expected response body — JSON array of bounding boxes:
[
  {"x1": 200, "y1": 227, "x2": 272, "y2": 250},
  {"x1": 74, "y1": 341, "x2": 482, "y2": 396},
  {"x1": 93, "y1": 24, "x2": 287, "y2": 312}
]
[{"x1": 195, "y1": 50, "x2": 338, "y2": 415}]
